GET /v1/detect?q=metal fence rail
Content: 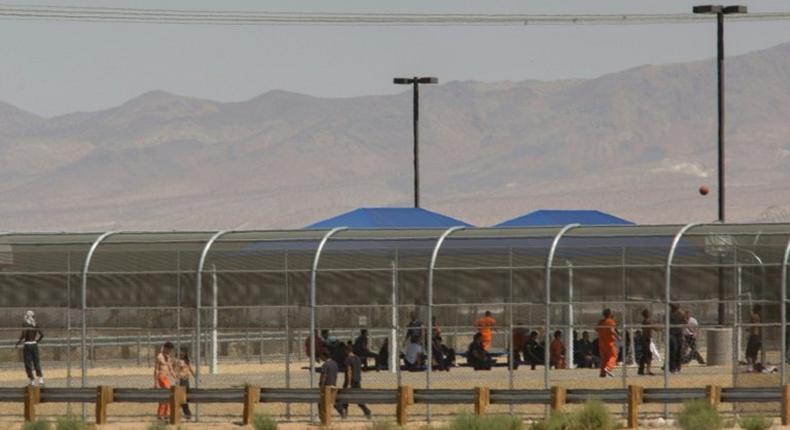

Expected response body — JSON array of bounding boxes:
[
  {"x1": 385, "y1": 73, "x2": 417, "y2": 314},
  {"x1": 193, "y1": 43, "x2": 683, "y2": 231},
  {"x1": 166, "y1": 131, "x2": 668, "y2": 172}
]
[
  {"x1": 9, "y1": 384, "x2": 790, "y2": 429},
  {"x1": 2, "y1": 224, "x2": 790, "y2": 424}
]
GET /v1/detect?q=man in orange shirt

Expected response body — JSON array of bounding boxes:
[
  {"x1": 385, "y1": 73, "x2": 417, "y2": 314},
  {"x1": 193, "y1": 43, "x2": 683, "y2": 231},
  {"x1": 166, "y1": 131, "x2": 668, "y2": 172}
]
[
  {"x1": 475, "y1": 311, "x2": 496, "y2": 351},
  {"x1": 596, "y1": 308, "x2": 619, "y2": 378}
]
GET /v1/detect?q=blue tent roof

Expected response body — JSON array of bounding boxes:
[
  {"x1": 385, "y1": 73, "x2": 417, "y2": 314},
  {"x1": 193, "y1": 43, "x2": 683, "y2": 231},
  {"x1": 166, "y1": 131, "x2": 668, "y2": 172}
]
[
  {"x1": 306, "y1": 207, "x2": 473, "y2": 229},
  {"x1": 496, "y1": 210, "x2": 633, "y2": 227}
]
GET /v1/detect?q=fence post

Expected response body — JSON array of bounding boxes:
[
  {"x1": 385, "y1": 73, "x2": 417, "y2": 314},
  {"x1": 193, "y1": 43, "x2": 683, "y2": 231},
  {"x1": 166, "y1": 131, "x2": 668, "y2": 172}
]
[
  {"x1": 319, "y1": 385, "x2": 337, "y2": 426},
  {"x1": 95, "y1": 386, "x2": 114, "y2": 424},
  {"x1": 705, "y1": 385, "x2": 721, "y2": 407},
  {"x1": 24, "y1": 385, "x2": 40, "y2": 422},
  {"x1": 169, "y1": 385, "x2": 186, "y2": 425},
  {"x1": 627, "y1": 385, "x2": 643, "y2": 429},
  {"x1": 474, "y1": 387, "x2": 490, "y2": 416},
  {"x1": 783, "y1": 384, "x2": 790, "y2": 425},
  {"x1": 397, "y1": 386, "x2": 414, "y2": 426},
  {"x1": 550, "y1": 386, "x2": 566, "y2": 412},
  {"x1": 243, "y1": 385, "x2": 261, "y2": 425}
]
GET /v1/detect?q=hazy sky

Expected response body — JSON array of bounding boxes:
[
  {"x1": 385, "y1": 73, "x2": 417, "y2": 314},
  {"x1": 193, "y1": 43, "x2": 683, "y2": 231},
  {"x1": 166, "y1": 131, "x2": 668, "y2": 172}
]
[{"x1": 2, "y1": 0, "x2": 790, "y2": 117}]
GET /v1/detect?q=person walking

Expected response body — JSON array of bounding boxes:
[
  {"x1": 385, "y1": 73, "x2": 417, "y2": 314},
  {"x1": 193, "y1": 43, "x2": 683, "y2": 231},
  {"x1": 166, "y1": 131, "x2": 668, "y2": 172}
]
[
  {"x1": 352, "y1": 329, "x2": 379, "y2": 370},
  {"x1": 511, "y1": 324, "x2": 528, "y2": 369},
  {"x1": 746, "y1": 304, "x2": 762, "y2": 370},
  {"x1": 154, "y1": 342, "x2": 177, "y2": 421},
  {"x1": 596, "y1": 309, "x2": 619, "y2": 378},
  {"x1": 475, "y1": 311, "x2": 496, "y2": 352},
  {"x1": 668, "y1": 304, "x2": 687, "y2": 374},
  {"x1": 340, "y1": 346, "x2": 372, "y2": 419},
  {"x1": 638, "y1": 309, "x2": 657, "y2": 375},
  {"x1": 16, "y1": 311, "x2": 44, "y2": 386},
  {"x1": 683, "y1": 310, "x2": 706, "y2": 365},
  {"x1": 318, "y1": 348, "x2": 344, "y2": 418},
  {"x1": 176, "y1": 348, "x2": 195, "y2": 421}
]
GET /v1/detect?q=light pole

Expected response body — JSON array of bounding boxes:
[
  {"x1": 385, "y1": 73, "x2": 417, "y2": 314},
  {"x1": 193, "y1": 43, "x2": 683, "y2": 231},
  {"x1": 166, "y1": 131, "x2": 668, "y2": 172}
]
[
  {"x1": 692, "y1": 5, "x2": 746, "y2": 222},
  {"x1": 693, "y1": 5, "x2": 746, "y2": 326},
  {"x1": 394, "y1": 76, "x2": 438, "y2": 208}
]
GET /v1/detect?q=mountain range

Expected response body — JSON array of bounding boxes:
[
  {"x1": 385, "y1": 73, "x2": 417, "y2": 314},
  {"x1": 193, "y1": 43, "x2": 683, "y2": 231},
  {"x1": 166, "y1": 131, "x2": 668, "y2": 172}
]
[{"x1": 1, "y1": 42, "x2": 790, "y2": 230}]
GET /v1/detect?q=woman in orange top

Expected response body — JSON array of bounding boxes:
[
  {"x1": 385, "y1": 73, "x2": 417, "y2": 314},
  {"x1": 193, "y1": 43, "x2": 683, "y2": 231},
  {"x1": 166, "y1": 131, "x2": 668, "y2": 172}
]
[
  {"x1": 596, "y1": 308, "x2": 619, "y2": 378},
  {"x1": 475, "y1": 311, "x2": 496, "y2": 351},
  {"x1": 549, "y1": 330, "x2": 566, "y2": 369}
]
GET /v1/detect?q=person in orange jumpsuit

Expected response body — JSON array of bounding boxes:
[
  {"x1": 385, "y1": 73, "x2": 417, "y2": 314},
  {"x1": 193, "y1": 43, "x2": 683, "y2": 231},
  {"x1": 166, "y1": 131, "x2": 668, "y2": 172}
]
[
  {"x1": 154, "y1": 342, "x2": 177, "y2": 421},
  {"x1": 596, "y1": 308, "x2": 619, "y2": 378},
  {"x1": 549, "y1": 330, "x2": 566, "y2": 369},
  {"x1": 475, "y1": 311, "x2": 496, "y2": 351}
]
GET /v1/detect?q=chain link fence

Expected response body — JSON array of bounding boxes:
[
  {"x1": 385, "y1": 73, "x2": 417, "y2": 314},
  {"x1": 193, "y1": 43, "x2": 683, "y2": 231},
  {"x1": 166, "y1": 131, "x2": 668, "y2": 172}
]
[{"x1": 1, "y1": 225, "x2": 789, "y2": 422}]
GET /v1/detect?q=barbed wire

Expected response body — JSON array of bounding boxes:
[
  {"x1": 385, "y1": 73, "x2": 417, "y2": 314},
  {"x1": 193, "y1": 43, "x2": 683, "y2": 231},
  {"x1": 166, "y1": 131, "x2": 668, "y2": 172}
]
[{"x1": 1, "y1": 4, "x2": 790, "y2": 26}]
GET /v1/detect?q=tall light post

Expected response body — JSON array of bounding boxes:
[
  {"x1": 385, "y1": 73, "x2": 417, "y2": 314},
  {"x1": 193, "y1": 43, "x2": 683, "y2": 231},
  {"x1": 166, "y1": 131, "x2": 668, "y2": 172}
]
[
  {"x1": 692, "y1": 5, "x2": 746, "y2": 222},
  {"x1": 693, "y1": 5, "x2": 746, "y2": 326},
  {"x1": 394, "y1": 76, "x2": 438, "y2": 208}
]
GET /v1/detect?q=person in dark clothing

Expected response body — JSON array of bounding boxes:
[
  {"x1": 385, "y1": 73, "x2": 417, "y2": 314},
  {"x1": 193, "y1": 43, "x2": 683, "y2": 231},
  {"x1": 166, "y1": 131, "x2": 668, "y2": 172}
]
[
  {"x1": 431, "y1": 335, "x2": 455, "y2": 371},
  {"x1": 16, "y1": 310, "x2": 44, "y2": 386},
  {"x1": 467, "y1": 332, "x2": 492, "y2": 370},
  {"x1": 330, "y1": 340, "x2": 347, "y2": 372},
  {"x1": 638, "y1": 309, "x2": 657, "y2": 376},
  {"x1": 353, "y1": 329, "x2": 379, "y2": 370},
  {"x1": 340, "y1": 347, "x2": 372, "y2": 419},
  {"x1": 669, "y1": 303, "x2": 687, "y2": 373},
  {"x1": 375, "y1": 338, "x2": 389, "y2": 370},
  {"x1": 176, "y1": 348, "x2": 195, "y2": 420},
  {"x1": 405, "y1": 312, "x2": 424, "y2": 346},
  {"x1": 746, "y1": 304, "x2": 762, "y2": 369},
  {"x1": 318, "y1": 351, "x2": 344, "y2": 418},
  {"x1": 523, "y1": 331, "x2": 543, "y2": 370},
  {"x1": 575, "y1": 331, "x2": 595, "y2": 369},
  {"x1": 512, "y1": 325, "x2": 529, "y2": 369}
]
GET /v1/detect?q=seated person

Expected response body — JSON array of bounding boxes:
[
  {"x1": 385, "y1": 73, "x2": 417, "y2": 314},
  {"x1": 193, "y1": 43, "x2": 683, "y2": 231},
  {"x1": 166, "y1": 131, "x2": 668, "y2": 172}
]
[
  {"x1": 375, "y1": 338, "x2": 389, "y2": 370},
  {"x1": 575, "y1": 331, "x2": 595, "y2": 369},
  {"x1": 550, "y1": 330, "x2": 566, "y2": 369},
  {"x1": 403, "y1": 335, "x2": 425, "y2": 371},
  {"x1": 432, "y1": 335, "x2": 455, "y2": 371},
  {"x1": 466, "y1": 332, "x2": 492, "y2": 370},
  {"x1": 353, "y1": 329, "x2": 379, "y2": 369},
  {"x1": 523, "y1": 331, "x2": 543, "y2": 370}
]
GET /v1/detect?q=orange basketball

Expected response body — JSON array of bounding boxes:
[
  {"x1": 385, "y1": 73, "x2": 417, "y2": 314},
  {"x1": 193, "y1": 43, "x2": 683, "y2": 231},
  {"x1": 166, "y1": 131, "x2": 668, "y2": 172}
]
[{"x1": 699, "y1": 186, "x2": 710, "y2": 196}]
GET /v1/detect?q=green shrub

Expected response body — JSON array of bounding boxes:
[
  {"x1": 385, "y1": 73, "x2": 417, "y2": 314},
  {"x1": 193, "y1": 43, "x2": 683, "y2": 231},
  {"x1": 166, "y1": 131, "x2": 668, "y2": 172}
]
[
  {"x1": 529, "y1": 412, "x2": 573, "y2": 430},
  {"x1": 570, "y1": 400, "x2": 617, "y2": 430},
  {"x1": 529, "y1": 401, "x2": 616, "y2": 430},
  {"x1": 146, "y1": 421, "x2": 168, "y2": 430},
  {"x1": 448, "y1": 413, "x2": 523, "y2": 430},
  {"x1": 252, "y1": 414, "x2": 277, "y2": 430},
  {"x1": 23, "y1": 419, "x2": 51, "y2": 430},
  {"x1": 55, "y1": 416, "x2": 86, "y2": 430},
  {"x1": 738, "y1": 414, "x2": 772, "y2": 430},
  {"x1": 677, "y1": 399, "x2": 722, "y2": 430}
]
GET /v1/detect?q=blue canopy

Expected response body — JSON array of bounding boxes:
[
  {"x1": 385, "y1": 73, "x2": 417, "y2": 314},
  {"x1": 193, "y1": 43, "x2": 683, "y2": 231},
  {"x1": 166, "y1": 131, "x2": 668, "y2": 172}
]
[
  {"x1": 496, "y1": 210, "x2": 633, "y2": 227},
  {"x1": 306, "y1": 207, "x2": 473, "y2": 229}
]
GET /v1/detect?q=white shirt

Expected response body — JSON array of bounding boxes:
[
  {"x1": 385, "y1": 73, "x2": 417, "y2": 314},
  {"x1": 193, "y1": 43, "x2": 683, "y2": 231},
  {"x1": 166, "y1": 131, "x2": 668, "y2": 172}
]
[
  {"x1": 404, "y1": 342, "x2": 423, "y2": 364},
  {"x1": 684, "y1": 316, "x2": 699, "y2": 337}
]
